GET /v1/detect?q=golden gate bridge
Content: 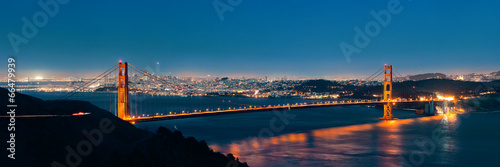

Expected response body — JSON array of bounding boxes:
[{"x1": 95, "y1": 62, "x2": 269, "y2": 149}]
[{"x1": 56, "y1": 61, "x2": 442, "y2": 123}]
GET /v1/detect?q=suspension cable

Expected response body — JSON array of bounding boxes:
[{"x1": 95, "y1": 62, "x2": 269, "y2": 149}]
[
  {"x1": 128, "y1": 63, "x2": 181, "y2": 89},
  {"x1": 393, "y1": 67, "x2": 418, "y2": 96},
  {"x1": 57, "y1": 64, "x2": 118, "y2": 100},
  {"x1": 129, "y1": 63, "x2": 261, "y2": 107},
  {"x1": 365, "y1": 67, "x2": 384, "y2": 81},
  {"x1": 59, "y1": 67, "x2": 117, "y2": 101},
  {"x1": 368, "y1": 70, "x2": 384, "y2": 82}
]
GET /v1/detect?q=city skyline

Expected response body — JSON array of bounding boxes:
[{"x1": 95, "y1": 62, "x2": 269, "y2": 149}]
[
  {"x1": 1, "y1": 1, "x2": 499, "y2": 79},
  {"x1": 4, "y1": 60, "x2": 500, "y2": 82}
]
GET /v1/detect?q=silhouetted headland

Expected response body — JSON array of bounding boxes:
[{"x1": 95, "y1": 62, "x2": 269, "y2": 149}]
[{"x1": 0, "y1": 88, "x2": 248, "y2": 167}]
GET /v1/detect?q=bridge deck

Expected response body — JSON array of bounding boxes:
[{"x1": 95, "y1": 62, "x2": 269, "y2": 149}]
[{"x1": 126, "y1": 100, "x2": 440, "y2": 123}]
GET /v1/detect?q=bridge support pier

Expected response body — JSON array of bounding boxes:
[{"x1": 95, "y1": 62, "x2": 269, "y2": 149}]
[
  {"x1": 118, "y1": 61, "x2": 130, "y2": 120},
  {"x1": 380, "y1": 65, "x2": 395, "y2": 120},
  {"x1": 381, "y1": 103, "x2": 393, "y2": 120}
]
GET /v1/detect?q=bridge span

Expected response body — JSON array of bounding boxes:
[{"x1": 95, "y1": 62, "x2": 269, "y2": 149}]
[
  {"x1": 126, "y1": 99, "x2": 441, "y2": 123},
  {"x1": 56, "y1": 62, "x2": 443, "y2": 123}
]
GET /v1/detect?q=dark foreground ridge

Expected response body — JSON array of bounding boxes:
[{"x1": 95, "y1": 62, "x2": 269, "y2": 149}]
[{"x1": 0, "y1": 88, "x2": 248, "y2": 167}]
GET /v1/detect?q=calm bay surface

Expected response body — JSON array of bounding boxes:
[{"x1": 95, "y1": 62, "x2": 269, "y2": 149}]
[{"x1": 28, "y1": 91, "x2": 500, "y2": 166}]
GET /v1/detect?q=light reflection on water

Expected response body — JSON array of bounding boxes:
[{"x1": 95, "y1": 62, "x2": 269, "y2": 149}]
[
  {"x1": 23, "y1": 92, "x2": 498, "y2": 166},
  {"x1": 209, "y1": 114, "x2": 458, "y2": 167}
]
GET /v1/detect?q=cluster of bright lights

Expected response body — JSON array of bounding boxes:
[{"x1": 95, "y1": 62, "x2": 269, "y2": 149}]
[{"x1": 436, "y1": 95, "x2": 454, "y2": 101}]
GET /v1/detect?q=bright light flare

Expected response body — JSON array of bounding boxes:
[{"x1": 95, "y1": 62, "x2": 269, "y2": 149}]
[
  {"x1": 72, "y1": 112, "x2": 89, "y2": 116},
  {"x1": 437, "y1": 95, "x2": 454, "y2": 101}
]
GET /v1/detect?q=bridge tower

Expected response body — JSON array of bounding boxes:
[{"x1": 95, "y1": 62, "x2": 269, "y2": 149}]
[
  {"x1": 118, "y1": 61, "x2": 130, "y2": 119},
  {"x1": 380, "y1": 65, "x2": 395, "y2": 120}
]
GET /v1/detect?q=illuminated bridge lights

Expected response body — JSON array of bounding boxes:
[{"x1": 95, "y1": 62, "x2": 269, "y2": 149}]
[
  {"x1": 126, "y1": 99, "x2": 443, "y2": 123},
  {"x1": 103, "y1": 63, "x2": 438, "y2": 123}
]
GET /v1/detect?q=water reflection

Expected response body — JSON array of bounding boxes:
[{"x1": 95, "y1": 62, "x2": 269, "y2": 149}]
[
  {"x1": 312, "y1": 124, "x2": 373, "y2": 138},
  {"x1": 209, "y1": 114, "x2": 459, "y2": 166},
  {"x1": 376, "y1": 119, "x2": 411, "y2": 153}
]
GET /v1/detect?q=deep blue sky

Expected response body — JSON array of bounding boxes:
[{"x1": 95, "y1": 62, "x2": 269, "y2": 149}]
[{"x1": 1, "y1": 0, "x2": 499, "y2": 79}]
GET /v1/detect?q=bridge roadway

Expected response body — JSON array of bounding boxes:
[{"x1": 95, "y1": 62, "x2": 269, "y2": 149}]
[{"x1": 126, "y1": 99, "x2": 440, "y2": 123}]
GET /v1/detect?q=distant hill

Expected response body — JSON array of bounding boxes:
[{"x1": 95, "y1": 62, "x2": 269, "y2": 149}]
[
  {"x1": 296, "y1": 79, "x2": 500, "y2": 99},
  {"x1": 408, "y1": 73, "x2": 447, "y2": 81},
  {"x1": 0, "y1": 88, "x2": 248, "y2": 167},
  {"x1": 295, "y1": 79, "x2": 342, "y2": 93},
  {"x1": 492, "y1": 71, "x2": 500, "y2": 76},
  {"x1": 367, "y1": 79, "x2": 500, "y2": 98}
]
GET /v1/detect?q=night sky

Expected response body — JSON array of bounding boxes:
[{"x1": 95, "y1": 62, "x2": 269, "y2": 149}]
[{"x1": 1, "y1": 0, "x2": 499, "y2": 79}]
